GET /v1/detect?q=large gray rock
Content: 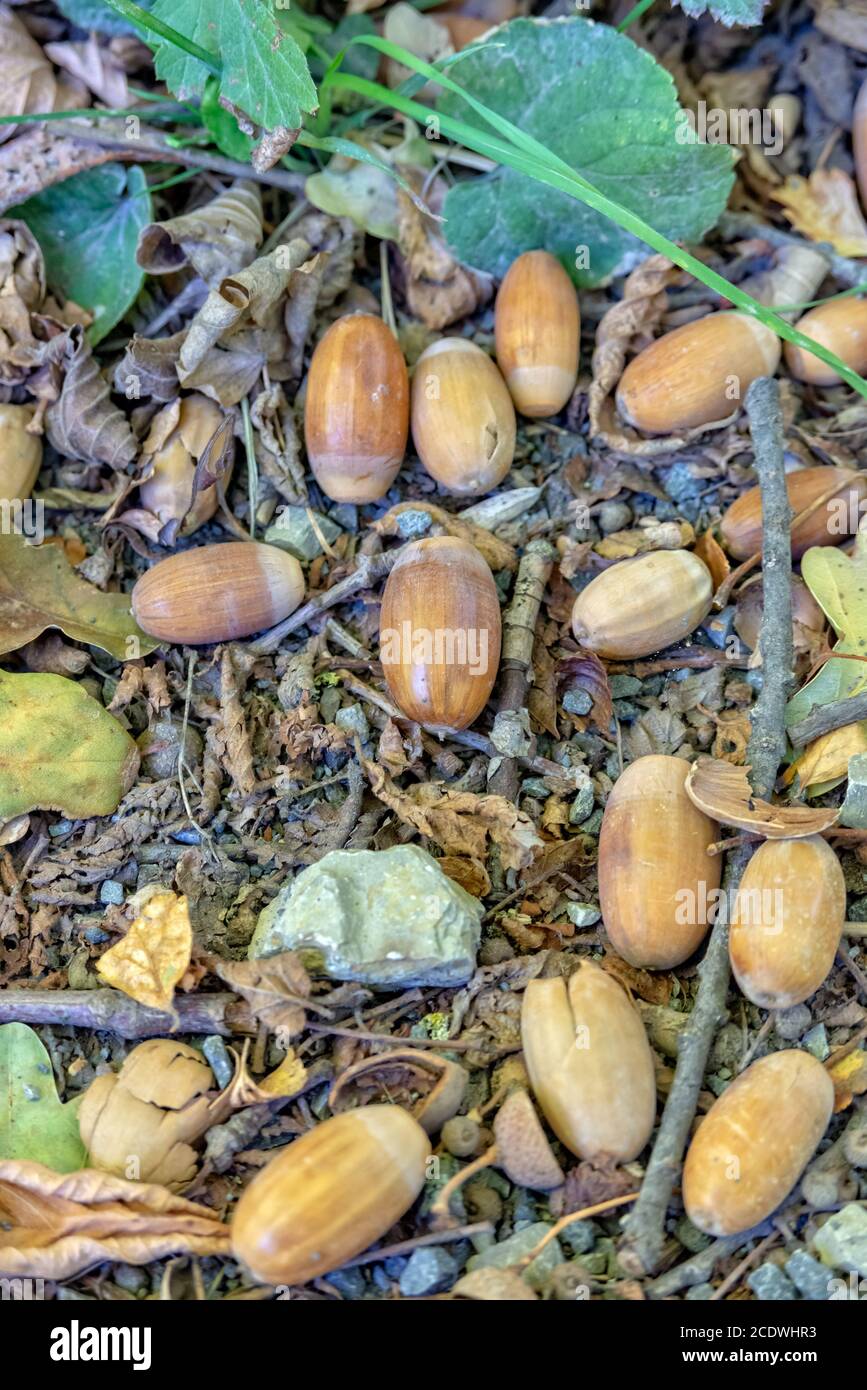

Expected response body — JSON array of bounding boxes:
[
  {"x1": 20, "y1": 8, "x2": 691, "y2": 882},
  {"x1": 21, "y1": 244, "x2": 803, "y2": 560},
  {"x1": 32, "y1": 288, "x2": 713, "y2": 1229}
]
[{"x1": 248, "y1": 844, "x2": 482, "y2": 987}]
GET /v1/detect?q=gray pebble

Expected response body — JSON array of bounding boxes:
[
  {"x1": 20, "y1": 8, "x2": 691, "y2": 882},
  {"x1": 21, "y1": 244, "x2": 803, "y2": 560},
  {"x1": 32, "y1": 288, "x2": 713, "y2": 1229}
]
[
  {"x1": 609, "y1": 675, "x2": 642, "y2": 698},
  {"x1": 598, "y1": 501, "x2": 632, "y2": 534},
  {"x1": 775, "y1": 1004, "x2": 812, "y2": 1041},
  {"x1": 685, "y1": 1283, "x2": 715, "y2": 1301},
  {"x1": 563, "y1": 689, "x2": 593, "y2": 717},
  {"x1": 99, "y1": 880, "x2": 124, "y2": 906},
  {"x1": 399, "y1": 1246, "x2": 459, "y2": 1296},
  {"x1": 785, "y1": 1249, "x2": 835, "y2": 1301},
  {"x1": 747, "y1": 1264, "x2": 798, "y2": 1300},
  {"x1": 569, "y1": 781, "x2": 595, "y2": 824}
]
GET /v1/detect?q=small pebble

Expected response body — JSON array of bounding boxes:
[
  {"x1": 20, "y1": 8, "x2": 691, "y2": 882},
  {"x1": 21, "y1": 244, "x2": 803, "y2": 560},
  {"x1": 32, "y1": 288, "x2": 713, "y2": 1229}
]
[
  {"x1": 521, "y1": 778, "x2": 552, "y2": 799},
  {"x1": 563, "y1": 689, "x2": 593, "y2": 717},
  {"x1": 612, "y1": 699, "x2": 640, "y2": 721},
  {"x1": 334, "y1": 703, "x2": 370, "y2": 741},
  {"x1": 747, "y1": 1264, "x2": 798, "y2": 1300},
  {"x1": 598, "y1": 501, "x2": 632, "y2": 533},
  {"x1": 775, "y1": 1004, "x2": 811, "y2": 1041},
  {"x1": 399, "y1": 1246, "x2": 459, "y2": 1297},
  {"x1": 569, "y1": 781, "x2": 595, "y2": 824},
  {"x1": 557, "y1": 1219, "x2": 597, "y2": 1257},
  {"x1": 785, "y1": 1249, "x2": 835, "y2": 1301},
  {"x1": 83, "y1": 925, "x2": 110, "y2": 945},
  {"x1": 113, "y1": 1264, "x2": 148, "y2": 1295},
  {"x1": 675, "y1": 1216, "x2": 713, "y2": 1255},
  {"x1": 99, "y1": 880, "x2": 124, "y2": 906},
  {"x1": 49, "y1": 819, "x2": 74, "y2": 837},
  {"x1": 395, "y1": 509, "x2": 432, "y2": 539},
  {"x1": 565, "y1": 902, "x2": 601, "y2": 928},
  {"x1": 803, "y1": 1024, "x2": 829, "y2": 1061},
  {"x1": 325, "y1": 1268, "x2": 367, "y2": 1300},
  {"x1": 467, "y1": 1222, "x2": 562, "y2": 1291},
  {"x1": 202, "y1": 1036, "x2": 234, "y2": 1089},
  {"x1": 685, "y1": 1283, "x2": 715, "y2": 1301},
  {"x1": 577, "y1": 808, "x2": 603, "y2": 835},
  {"x1": 609, "y1": 675, "x2": 642, "y2": 698}
]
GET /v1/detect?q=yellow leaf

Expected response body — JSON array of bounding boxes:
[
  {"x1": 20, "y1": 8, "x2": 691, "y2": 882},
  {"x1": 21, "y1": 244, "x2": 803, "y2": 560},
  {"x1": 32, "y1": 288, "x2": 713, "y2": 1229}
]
[
  {"x1": 257, "y1": 1048, "x2": 307, "y2": 1098},
  {"x1": 785, "y1": 722, "x2": 867, "y2": 792},
  {"x1": 773, "y1": 170, "x2": 867, "y2": 255},
  {"x1": 96, "y1": 891, "x2": 192, "y2": 1013},
  {"x1": 828, "y1": 1048, "x2": 867, "y2": 1111}
]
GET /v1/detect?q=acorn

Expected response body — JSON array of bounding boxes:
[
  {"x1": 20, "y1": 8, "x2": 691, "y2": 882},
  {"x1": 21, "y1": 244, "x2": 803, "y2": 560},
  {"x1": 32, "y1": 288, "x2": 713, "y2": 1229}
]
[
  {"x1": 138, "y1": 393, "x2": 230, "y2": 536},
  {"x1": 521, "y1": 961, "x2": 656, "y2": 1163},
  {"x1": 719, "y1": 465, "x2": 867, "y2": 560},
  {"x1": 494, "y1": 251, "x2": 580, "y2": 417},
  {"x1": 615, "y1": 312, "x2": 781, "y2": 434},
  {"x1": 411, "y1": 338, "x2": 516, "y2": 495},
  {"x1": 682, "y1": 1050, "x2": 834, "y2": 1237},
  {"x1": 131, "y1": 541, "x2": 305, "y2": 645},
  {"x1": 854, "y1": 77, "x2": 867, "y2": 216},
  {"x1": 231, "y1": 1106, "x2": 429, "y2": 1285},
  {"x1": 729, "y1": 836, "x2": 845, "y2": 1010},
  {"x1": 571, "y1": 550, "x2": 713, "y2": 660},
  {"x1": 304, "y1": 313, "x2": 409, "y2": 503},
  {"x1": 379, "y1": 536, "x2": 501, "y2": 729},
  {"x1": 785, "y1": 299, "x2": 867, "y2": 385},
  {"x1": 0, "y1": 403, "x2": 42, "y2": 501},
  {"x1": 598, "y1": 754, "x2": 721, "y2": 970}
]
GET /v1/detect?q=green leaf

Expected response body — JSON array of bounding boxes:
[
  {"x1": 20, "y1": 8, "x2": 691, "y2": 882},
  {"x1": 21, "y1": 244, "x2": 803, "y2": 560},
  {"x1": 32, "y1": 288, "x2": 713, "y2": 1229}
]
[
  {"x1": 53, "y1": 0, "x2": 155, "y2": 37},
  {"x1": 201, "y1": 75, "x2": 254, "y2": 161},
  {"x1": 9, "y1": 165, "x2": 151, "y2": 345},
  {"x1": 786, "y1": 532, "x2": 867, "y2": 727},
  {"x1": 0, "y1": 670, "x2": 140, "y2": 819},
  {"x1": 0, "y1": 1023, "x2": 85, "y2": 1172},
  {"x1": 0, "y1": 531, "x2": 158, "y2": 662},
  {"x1": 436, "y1": 17, "x2": 734, "y2": 286},
  {"x1": 149, "y1": 0, "x2": 318, "y2": 130},
  {"x1": 674, "y1": 0, "x2": 769, "y2": 24}
]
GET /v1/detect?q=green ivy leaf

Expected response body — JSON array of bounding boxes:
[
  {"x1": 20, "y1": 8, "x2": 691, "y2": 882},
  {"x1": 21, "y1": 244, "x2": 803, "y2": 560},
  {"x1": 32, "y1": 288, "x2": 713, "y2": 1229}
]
[
  {"x1": 0, "y1": 670, "x2": 140, "y2": 819},
  {"x1": 149, "y1": 0, "x2": 318, "y2": 130},
  {"x1": 0, "y1": 1024, "x2": 85, "y2": 1172},
  {"x1": 437, "y1": 17, "x2": 734, "y2": 286},
  {"x1": 674, "y1": 0, "x2": 769, "y2": 25},
  {"x1": 9, "y1": 165, "x2": 151, "y2": 345}
]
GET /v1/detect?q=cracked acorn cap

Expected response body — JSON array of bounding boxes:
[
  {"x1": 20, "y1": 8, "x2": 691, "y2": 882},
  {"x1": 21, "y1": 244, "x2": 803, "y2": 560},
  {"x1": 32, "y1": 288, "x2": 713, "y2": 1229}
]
[
  {"x1": 411, "y1": 337, "x2": 516, "y2": 495},
  {"x1": 304, "y1": 312, "x2": 409, "y2": 503},
  {"x1": 138, "y1": 393, "x2": 230, "y2": 537},
  {"x1": 494, "y1": 250, "x2": 580, "y2": 418},
  {"x1": 231, "y1": 1105, "x2": 430, "y2": 1285}
]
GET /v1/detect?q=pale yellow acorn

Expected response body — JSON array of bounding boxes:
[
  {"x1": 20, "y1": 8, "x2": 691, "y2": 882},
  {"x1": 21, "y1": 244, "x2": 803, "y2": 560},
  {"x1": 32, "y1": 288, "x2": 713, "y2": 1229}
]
[
  {"x1": 571, "y1": 550, "x2": 713, "y2": 660},
  {"x1": 411, "y1": 338, "x2": 516, "y2": 496}
]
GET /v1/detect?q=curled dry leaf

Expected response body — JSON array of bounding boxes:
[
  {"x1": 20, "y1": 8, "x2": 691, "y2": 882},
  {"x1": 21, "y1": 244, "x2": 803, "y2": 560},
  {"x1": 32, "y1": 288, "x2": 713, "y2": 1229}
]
[
  {"x1": 250, "y1": 383, "x2": 306, "y2": 503},
  {"x1": 45, "y1": 328, "x2": 137, "y2": 468},
  {"x1": 206, "y1": 950, "x2": 311, "y2": 1042},
  {"x1": 136, "y1": 180, "x2": 263, "y2": 284},
  {"x1": 438, "y1": 855, "x2": 492, "y2": 898},
  {"x1": 684, "y1": 756, "x2": 840, "y2": 837},
  {"x1": 784, "y1": 722, "x2": 867, "y2": 795},
  {"x1": 328, "y1": 1049, "x2": 469, "y2": 1135},
  {"x1": 96, "y1": 891, "x2": 193, "y2": 1014},
  {"x1": 78, "y1": 1039, "x2": 226, "y2": 1189},
  {"x1": 363, "y1": 758, "x2": 544, "y2": 871},
  {"x1": 559, "y1": 650, "x2": 613, "y2": 733},
  {"x1": 395, "y1": 184, "x2": 493, "y2": 330},
  {"x1": 373, "y1": 501, "x2": 518, "y2": 573},
  {"x1": 594, "y1": 517, "x2": 694, "y2": 561},
  {"x1": 43, "y1": 36, "x2": 130, "y2": 109},
  {"x1": 0, "y1": 1158, "x2": 230, "y2": 1279},
  {"x1": 693, "y1": 530, "x2": 730, "y2": 594},
  {"x1": 122, "y1": 394, "x2": 233, "y2": 545},
  {"x1": 0, "y1": 5, "x2": 57, "y2": 145},
  {"x1": 493, "y1": 1088, "x2": 564, "y2": 1191},
  {"x1": 113, "y1": 330, "x2": 186, "y2": 404},
  {"x1": 828, "y1": 1048, "x2": 867, "y2": 1112},
  {"x1": 772, "y1": 169, "x2": 867, "y2": 256}
]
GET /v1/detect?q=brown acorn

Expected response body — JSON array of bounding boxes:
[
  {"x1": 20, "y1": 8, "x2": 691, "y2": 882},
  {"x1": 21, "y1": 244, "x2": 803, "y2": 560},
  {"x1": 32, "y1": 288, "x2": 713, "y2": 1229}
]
[
  {"x1": 854, "y1": 77, "x2": 867, "y2": 216},
  {"x1": 411, "y1": 338, "x2": 516, "y2": 496},
  {"x1": 304, "y1": 313, "x2": 409, "y2": 503},
  {"x1": 719, "y1": 465, "x2": 867, "y2": 560},
  {"x1": 131, "y1": 541, "x2": 305, "y2": 645},
  {"x1": 615, "y1": 311, "x2": 781, "y2": 434},
  {"x1": 379, "y1": 536, "x2": 501, "y2": 729},
  {"x1": 494, "y1": 251, "x2": 580, "y2": 417},
  {"x1": 785, "y1": 299, "x2": 867, "y2": 385}
]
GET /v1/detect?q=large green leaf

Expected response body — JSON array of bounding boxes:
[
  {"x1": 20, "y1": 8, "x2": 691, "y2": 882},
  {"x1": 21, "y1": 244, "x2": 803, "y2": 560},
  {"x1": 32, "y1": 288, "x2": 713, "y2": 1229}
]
[
  {"x1": 0, "y1": 1024, "x2": 85, "y2": 1172},
  {"x1": 10, "y1": 165, "x2": 151, "y2": 345},
  {"x1": 0, "y1": 670, "x2": 140, "y2": 818},
  {"x1": 675, "y1": 0, "x2": 769, "y2": 24},
  {"x1": 149, "y1": 0, "x2": 318, "y2": 130},
  {"x1": 437, "y1": 17, "x2": 734, "y2": 286}
]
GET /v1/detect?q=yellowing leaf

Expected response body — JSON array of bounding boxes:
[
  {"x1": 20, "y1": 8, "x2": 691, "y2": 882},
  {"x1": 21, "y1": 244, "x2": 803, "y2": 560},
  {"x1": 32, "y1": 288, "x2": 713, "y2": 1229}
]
[
  {"x1": 787, "y1": 531, "x2": 867, "y2": 728},
  {"x1": 0, "y1": 1024, "x2": 85, "y2": 1172},
  {"x1": 97, "y1": 891, "x2": 192, "y2": 1014},
  {"x1": 0, "y1": 670, "x2": 139, "y2": 818},
  {"x1": 773, "y1": 169, "x2": 867, "y2": 255},
  {"x1": 828, "y1": 1047, "x2": 867, "y2": 1111},
  {"x1": 785, "y1": 722, "x2": 867, "y2": 793},
  {"x1": 0, "y1": 532, "x2": 157, "y2": 660},
  {"x1": 257, "y1": 1049, "x2": 307, "y2": 1098}
]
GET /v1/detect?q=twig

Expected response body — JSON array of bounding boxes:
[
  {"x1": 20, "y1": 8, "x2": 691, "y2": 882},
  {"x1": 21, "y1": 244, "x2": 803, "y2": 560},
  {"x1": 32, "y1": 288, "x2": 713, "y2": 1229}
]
[
  {"x1": 619, "y1": 377, "x2": 794, "y2": 1276},
  {"x1": 646, "y1": 1236, "x2": 744, "y2": 1299},
  {"x1": 788, "y1": 686, "x2": 867, "y2": 747},
  {"x1": 0, "y1": 989, "x2": 245, "y2": 1038},
  {"x1": 249, "y1": 549, "x2": 401, "y2": 654},
  {"x1": 718, "y1": 211, "x2": 866, "y2": 289},
  {"x1": 709, "y1": 1231, "x2": 779, "y2": 1301}
]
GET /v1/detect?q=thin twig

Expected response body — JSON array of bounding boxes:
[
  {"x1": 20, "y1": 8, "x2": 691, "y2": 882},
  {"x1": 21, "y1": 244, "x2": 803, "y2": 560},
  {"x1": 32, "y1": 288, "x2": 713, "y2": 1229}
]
[
  {"x1": 0, "y1": 989, "x2": 245, "y2": 1038},
  {"x1": 788, "y1": 686, "x2": 867, "y2": 747},
  {"x1": 249, "y1": 549, "x2": 401, "y2": 654}
]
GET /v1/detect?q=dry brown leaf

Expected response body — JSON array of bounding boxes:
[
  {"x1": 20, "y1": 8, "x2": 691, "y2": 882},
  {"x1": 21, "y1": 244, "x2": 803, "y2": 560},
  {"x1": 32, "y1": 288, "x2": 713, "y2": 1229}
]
[
  {"x1": 363, "y1": 758, "x2": 543, "y2": 870},
  {"x1": 784, "y1": 722, "x2": 867, "y2": 793},
  {"x1": 256, "y1": 1048, "x2": 308, "y2": 1098},
  {"x1": 438, "y1": 854, "x2": 492, "y2": 897},
  {"x1": 45, "y1": 328, "x2": 138, "y2": 468},
  {"x1": 373, "y1": 501, "x2": 518, "y2": 572},
  {"x1": 96, "y1": 891, "x2": 193, "y2": 1013},
  {"x1": 395, "y1": 185, "x2": 493, "y2": 329},
  {"x1": 0, "y1": 6, "x2": 57, "y2": 145},
  {"x1": 595, "y1": 518, "x2": 694, "y2": 560},
  {"x1": 329, "y1": 1049, "x2": 468, "y2": 1134},
  {"x1": 601, "y1": 953, "x2": 672, "y2": 1005},
  {"x1": 684, "y1": 757, "x2": 840, "y2": 836},
  {"x1": 559, "y1": 650, "x2": 613, "y2": 733},
  {"x1": 113, "y1": 331, "x2": 185, "y2": 403},
  {"x1": 694, "y1": 530, "x2": 731, "y2": 594},
  {"x1": 137, "y1": 181, "x2": 263, "y2": 285},
  {"x1": 207, "y1": 950, "x2": 311, "y2": 1040},
  {"x1": 0, "y1": 1158, "x2": 230, "y2": 1278},
  {"x1": 772, "y1": 170, "x2": 867, "y2": 256},
  {"x1": 43, "y1": 36, "x2": 129, "y2": 108}
]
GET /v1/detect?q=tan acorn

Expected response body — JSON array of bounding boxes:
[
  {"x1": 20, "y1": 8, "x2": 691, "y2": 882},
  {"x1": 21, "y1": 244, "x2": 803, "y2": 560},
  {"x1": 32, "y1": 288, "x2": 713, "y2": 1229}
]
[
  {"x1": 494, "y1": 250, "x2": 580, "y2": 417},
  {"x1": 304, "y1": 313, "x2": 409, "y2": 503},
  {"x1": 719, "y1": 465, "x2": 867, "y2": 560},
  {"x1": 615, "y1": 312, "x2": 781, "y2": 434},
  {"x1": 379, "y1": 535, "x2": 501, "y2": 729},
  {"x1": 231, "y1": 1106, "x2": 430, "y2": 1284},
  {"x1": 411, "y1": 338, "x2": 516, "y2": 496},
  {"x1": 683, "y1": 1050, "x2": 834, "y2": 1236},
  {"x1": 571, "y1": 549, "x2": 713, "y2": 660},
  {"x1": 0, "y1": 403, "x2": 42, "y2": 501},
  {"x1": 785, "y1": 299, "x2": 867, "y2": 386},
  {"x1": 598, "y1": 754, "x2": 721, "y2": 970},
  {"x1": 521, "y1": 961, "x2": 657, "y2": 1163},
  {"x1": 729, "y1": 836, "x2": 845, "y2": 1009},
  {"x1": 131, "y1": 541, "x2": 305, "y2": 645}
]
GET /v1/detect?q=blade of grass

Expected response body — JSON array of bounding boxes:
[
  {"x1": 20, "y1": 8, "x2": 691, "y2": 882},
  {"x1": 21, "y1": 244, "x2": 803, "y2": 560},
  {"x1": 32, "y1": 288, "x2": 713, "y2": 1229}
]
[
  {"x1": 618, "y1": 0, "x2": 658, "y2": 31},
  {"x1": 241, "y1": 396, "x2": 258, "y2": 542}
]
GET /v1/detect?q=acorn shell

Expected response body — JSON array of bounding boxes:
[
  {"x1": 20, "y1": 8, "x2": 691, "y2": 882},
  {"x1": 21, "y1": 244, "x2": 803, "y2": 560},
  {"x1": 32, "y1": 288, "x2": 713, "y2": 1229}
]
[
  {"x1": 131, "y1": 541, "x2": 305, "y2": 645},
  {"x1": 785, "y1": 299, "x2": 867, "y2": 386},
  {"x1": 598, "y1": 754, "x2": 721, "y2": 970},
  {"x1": 494, "y1": 250, "x2": 580, "y2": 417},
  {"x1": 304, "y1": 313, "x2": 409, "y2": 503},
  {"x1": 729, "y1": 835, "x2": 845, "y2": 1009},
  {"x1": 231, "y1": 1106, "x2": 429, "y2": 1284},
  {"x1": 683, "y1": 1050, "x2": 834, "y2": 1237},
  {"x1": 0, "y1": 403, "x2": 42, "y2": 501},
  {"x1": 411, "y1": 338, "x2": 516, "y2": 496},
  {"x1": 571, "y1": 549, "x2": 713, "y2": 660},
  {"x1": 379, "y1": 535, "x2": 501, "y2": 729},
  {"x1": 719, "y1": 466, "x2": 867, "y2": 560},
  {"x1": 615, "y1": 312, "x2": 781, "y2": 435},
  {"x1": 521, "y1": 962, "x2": 657, "y2": 1163}
]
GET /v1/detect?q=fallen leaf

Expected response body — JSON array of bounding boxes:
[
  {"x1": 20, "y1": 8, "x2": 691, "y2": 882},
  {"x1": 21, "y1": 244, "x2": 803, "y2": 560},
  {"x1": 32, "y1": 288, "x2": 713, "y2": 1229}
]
[
  {"x1": 785, "y1": 722, "x2": 867, "y2": 794},
  {"x1": 595, "y1": 519, "x2": 695, "y2": 560},
  {"x1": 363, "y1": 758, "x2": 544, "y2": 870},
  {"x1": 559, "y1": 650, "x2": 614, "y2": 733},
  {"x1": 0, "y1": 1023, "x2": 85, "y2": 1172},
  {"x1": 0, "y1": 531, "x2": 156, "y2": 660},
  {"x1": 96, "y1": 891, "x2": 192, "y2": 1014},
  {"x1": 828, "y1": 1047, "x2": 867, "y2": 1111},
  {"x1": 136, "y1": 179, "x2": 262, "y2": 285},
  {"x1": 694, "y1": 530, "x2": 731, "y2": 592},
  {"x1": 0, "y1": 669, "x2": 139, "y2": 818},
  {"x1": 373, "y1": 501, "x2": 518, "y2": 572},
  {"x1": 329, "y1": 1049, "x2": 468, "y2": 1134},
  {"x1": 0, "y1": 6, "x2": 57, "y2": 145},
  {"x1": 0, "y1": 1158, "x2": 230, "y2": 1278},
  {"x1": 600, "y1": 954, "x2": 672, "y2": 1005},
  {"x1": 772, "y1": 169, "x2": 867, "y2": 256},
  {"x1": 787, "y1": 532, "x2": 867, "y2": 729},
  {"x1": 438, "y1": 855, "x2": 492, "y2": 898},
  {"x1": 684, "y1": 757, "x2": 840, "y2": 836},
  {"x1": 207, "y1": 951, "x2": 311, "y2": 1040},
  {"x1": 256, "y1": 1049, "x2": 308, "y2": 1099},
  {"x1": 43, "y1": 35, "x2": 130, "y2": 108},
  {"x1": 453, "y1": 1268, "x2": 538, "y2": 1300},
  {"x1": 395, "y1": 184, "x2": 492, "y2": 330},
  {"x1": 45, "y1": 327, "x2": 138, "y2": 467}
]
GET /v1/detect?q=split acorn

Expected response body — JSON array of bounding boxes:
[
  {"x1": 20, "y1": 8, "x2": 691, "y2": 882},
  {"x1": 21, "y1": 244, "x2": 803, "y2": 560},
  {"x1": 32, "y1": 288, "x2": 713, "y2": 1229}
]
[{"x1": 411, "y1": 338, "x2": 516, "y2": 496}]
